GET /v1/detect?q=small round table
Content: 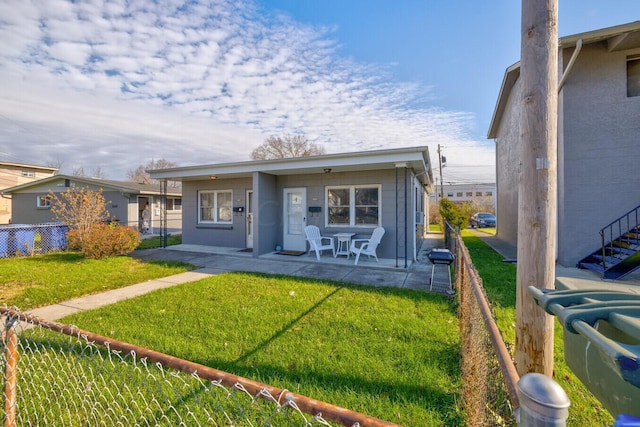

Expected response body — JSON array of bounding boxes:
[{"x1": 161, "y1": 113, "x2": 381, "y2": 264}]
[{"x1": 333, "y1": 233, "x2": 355, "y2": 258}]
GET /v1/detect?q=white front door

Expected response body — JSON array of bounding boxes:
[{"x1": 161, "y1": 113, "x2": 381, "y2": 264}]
[
  {"x1": 283, "y1": 188, "x2": 306, "y2": 251},
  {"x1": 246, "y1": 190, "x2": 253, "y2": 249}
]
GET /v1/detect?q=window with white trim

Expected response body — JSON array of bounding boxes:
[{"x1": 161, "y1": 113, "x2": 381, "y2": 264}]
[
  {"x1": 166, "y1": 197, "x2": 182, "y2": 211},
  {"x1": 628, "y1": 55, "x2": 640, "y2": 97},
  {"x1": 22, "y1": 171, "x2": 35, "y2": 177},
  {"x1": 36, "y1": 195, "x2": 51, "y2": 208},
  {"x1": 198, "y1": 190, "x2": 232, "y2": 223},
  {"x1": 326, "y1": 185, "x2": 380, "y2": 226}
]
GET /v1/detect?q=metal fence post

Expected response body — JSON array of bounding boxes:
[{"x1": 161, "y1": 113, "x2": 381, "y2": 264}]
[
  {"x1": 517, "y1": 373, "x2": 569, "y2": 426},
  {"x1": 3, "y1": 314, "x2": 18, "y2": 427}
]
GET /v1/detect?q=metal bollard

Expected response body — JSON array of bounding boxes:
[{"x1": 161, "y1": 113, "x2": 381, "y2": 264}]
[{"x1": 516, "y1": 373, "x2": 570, "y2": 426}]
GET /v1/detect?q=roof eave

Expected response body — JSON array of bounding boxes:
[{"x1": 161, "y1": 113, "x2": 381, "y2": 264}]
[
  {"x1": 148, "y1": 146, "x2": 433, "y2": 184},
  {"x1": 487, "y1": 62, "x2": 521, "y2": 139}
]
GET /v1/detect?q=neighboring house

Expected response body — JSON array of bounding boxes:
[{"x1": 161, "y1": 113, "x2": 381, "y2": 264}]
[
  {"x1": 0, "y1": 161, "x2": 58, "y2": 225},
  {"x1": 488, "y1": 21, "x2": 640, "y2": 268},
  {"x1": 431, "y1": 183, "x2": 495, "y2": 207},
  {"x1": 148, "y1": 146, "x2": 434, "y2": 265},
  {"x1": 1, "y1": 175, "x2": 182, "y2": 233}
]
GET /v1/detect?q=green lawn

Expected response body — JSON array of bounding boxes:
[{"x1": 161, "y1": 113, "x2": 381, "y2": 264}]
[
  {"x1": 461, "y1": 231, "x2": 614, "y2": 426},
  {"x1": 0, "y1": 252, "x2": 192, "y2": 310},
  {"x1": 61, "y1": 273, "x2": 463, "y2": 426},
  {"x1": 135, "y1": 234, "x2": 182, "y2": 250},
  {"x1": 1, "y1": 229, "x2": 613, "y2": 425}
]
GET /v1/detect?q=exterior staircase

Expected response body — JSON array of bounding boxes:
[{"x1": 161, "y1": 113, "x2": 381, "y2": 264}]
[{"x1": 577, "y1": 205, "x2": 640, "y2": 280}]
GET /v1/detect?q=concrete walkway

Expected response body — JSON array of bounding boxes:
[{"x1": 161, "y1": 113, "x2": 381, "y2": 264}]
[{"x1": 30, "y1": 232, "x2": 452, "y2": 321}]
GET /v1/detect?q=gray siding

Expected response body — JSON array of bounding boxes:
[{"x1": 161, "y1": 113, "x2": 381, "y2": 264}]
[
  {"x1": 10, "y1": 190, "x2": 131, "y2": 225},
  {"x1": 183, "y1": 168, "x2": 420, "y2": 261},
  {"x1": 494, "y1": 77, "x2": 522, "y2": 247},
  {"x1": 181, "y1": 178, "x2": 252, "y2": 249},
  {"x1": 494, "y1": 41, "x2": 640, "y2": 267},
  {"x1": 558, "y1": 42, "x2": 640, "y2": 266},
  {"x1": 255, "y1": 172, "x2": 279, "y2": 255}
]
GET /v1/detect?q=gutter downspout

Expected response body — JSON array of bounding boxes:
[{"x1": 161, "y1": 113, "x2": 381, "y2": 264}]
[{"x1": 558, "y1": 39, "x2": 582, "y2": 93}]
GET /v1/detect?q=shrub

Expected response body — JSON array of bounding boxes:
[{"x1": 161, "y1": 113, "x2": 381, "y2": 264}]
[
  {"x1": 439, "y1": 198, "x2": 474, "y2": 230},
  {"x1": 49, "y1": 187, "x2": 111, "y2": 250},
  {"x1": 69, "y1": 223, "x2": 141, "y2": 259}
]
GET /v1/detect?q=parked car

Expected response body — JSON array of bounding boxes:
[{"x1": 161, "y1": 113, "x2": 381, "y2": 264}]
[{"x1": 470, "y1": 212, "x2": 496, "y2": 228}]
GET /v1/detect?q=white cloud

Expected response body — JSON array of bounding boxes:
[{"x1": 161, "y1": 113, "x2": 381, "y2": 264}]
[{"x1": 0, "y1": 0, "x2": 494, "y2": 181}]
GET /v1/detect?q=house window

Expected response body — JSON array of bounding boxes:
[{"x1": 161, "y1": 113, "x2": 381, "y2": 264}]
[
  {"x1": 327, "y1": 185, "x2": 380, "y2": 226},
  {"x1": 36, "y1": 195, "x2": 51, "y2": 208},
  {"x1": 22, "y1": 171, "x2": 35, "y2": 177},
  {"x1": 198, "y1": 190, "x2": 232, "y2": 223},
  {"x1": 476, "y1": 192, "x2": 482, "y2": 197},
  {"x1": 628, "y1": 55, "x2": 640, "y2": 97},
  {"x1": 447, "y1": 192, "x2": 454, "y2": 198},
  {"x1": 166, "y1": 197, "x2": 182, "y2": 211},
  {"x1": 466, "y1": 192, "x2": 473, "y2": 197},
  {"x1": 486, "y1": 191, "x2": 493, "y2": 196},
  {"x1": 456, "y1": 192, "x2": 463, "y2": 197}
]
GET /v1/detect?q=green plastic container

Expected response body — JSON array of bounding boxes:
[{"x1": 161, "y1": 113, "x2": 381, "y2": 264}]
[{"x1": 528, "y1": 287, "x2": 640, "y2": 417}]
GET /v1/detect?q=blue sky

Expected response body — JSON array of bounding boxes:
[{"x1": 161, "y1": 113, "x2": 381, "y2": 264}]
[{"x1": 0, "y1": 1, "x2": 639, "y2": 183}]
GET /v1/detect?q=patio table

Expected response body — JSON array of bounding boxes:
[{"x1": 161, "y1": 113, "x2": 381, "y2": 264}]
[{"x1": 333, "y1": 233, "x2": 355, "y2": 259}]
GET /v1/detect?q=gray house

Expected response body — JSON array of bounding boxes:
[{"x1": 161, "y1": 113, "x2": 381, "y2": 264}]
[
  {"x1": 488, "y1": 21, "x2": 640, "y2": 271},
  {"x1": 1, "y1": 175, "x2": 182, "y2": 233},
  {"x1": 148, "y1": 146, "x2": 433, "y2": 266}
]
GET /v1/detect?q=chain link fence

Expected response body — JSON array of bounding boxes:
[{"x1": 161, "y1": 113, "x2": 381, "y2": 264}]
[
  {"x1": 0, "y1": 223, "x2": 69, "y2": 258},
  {"x1": 444, "y1": 223, "x2": 520, "y2": 426},
  {"x1": 0, "y1": 308, "x2": 397, "y2": 427}
]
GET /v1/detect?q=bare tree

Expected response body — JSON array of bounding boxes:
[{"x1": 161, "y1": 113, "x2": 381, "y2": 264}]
[
  {"x1": 250, "y1": 135, "x2": 325, "y2": 160},
  {"x1": 46, "y1": 159, "x2": 63, "y2": 174},
  {"x1": 72, "y1": 166, "x2": 86, "y2": 177},
  {"x1": 90, "y1": 166, "x2": 105, "y2": 179},
  {"x1": 48, "y1": 187, "x2": 110, "y2": 249},
  {"x1": 127, "y1": 159, "x2": 178, "y2": 185}
]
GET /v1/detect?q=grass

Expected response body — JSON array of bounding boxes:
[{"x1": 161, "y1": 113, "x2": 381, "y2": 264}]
[
  {"x1": 2, "y1": 227, "x2": 611, "y2": 424},
  {"x1": 61, "y1": 273, "x2": 463, "y2": 426},
  {"x1": 135, "y1": 234, "x2": 182, "y2": 250},
  {"x1": 0, "y1": 252, "x2": 192, "y2": 310},
  {"x1": 460, "y1": 230, "x2": 615, "y2": 426}
]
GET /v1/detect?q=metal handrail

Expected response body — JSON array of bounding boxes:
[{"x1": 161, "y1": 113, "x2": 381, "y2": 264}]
[{"x1": 598, "y1": 204, "x2": 640, "y2": 274}]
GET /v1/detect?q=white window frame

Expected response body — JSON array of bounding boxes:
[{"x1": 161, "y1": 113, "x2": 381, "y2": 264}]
[
  {"x1": 627, "y1": 55, "x2": 640, "y2": 97},
  {"x1": 325, "y1": 185, "x2": 381, "y2": 227},
  {"x1": 36, "y1": 195, "x2": 51, "y2": 208},
  {"x1": 166, "y1": 197, "x2": 182, "y2": 211},
  {"x1": 198, "y1": 190, "x2": 232, "y2": 224}
]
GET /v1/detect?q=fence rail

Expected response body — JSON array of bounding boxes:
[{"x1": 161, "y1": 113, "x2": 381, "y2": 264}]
[
  {"x1": 0, "y1": 307, "x2": 398, "y2": 427},
  {"x1": 445, "y1": 222, "x2": 520, "y2": 425}
]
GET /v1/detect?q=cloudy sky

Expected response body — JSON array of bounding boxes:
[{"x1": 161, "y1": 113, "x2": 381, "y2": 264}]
[{"x1": 1, "y1": 1, "x2": 638, "y2": 182}]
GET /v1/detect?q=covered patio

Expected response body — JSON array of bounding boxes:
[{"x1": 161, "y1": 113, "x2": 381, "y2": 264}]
[{"x1": 131, "y1": 232, "x2": 454, "y2": 293}]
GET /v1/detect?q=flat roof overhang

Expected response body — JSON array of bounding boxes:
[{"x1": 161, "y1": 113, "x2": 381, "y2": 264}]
[{"x1": 148, "y1": 146, "x2": 434, "y2": 188}]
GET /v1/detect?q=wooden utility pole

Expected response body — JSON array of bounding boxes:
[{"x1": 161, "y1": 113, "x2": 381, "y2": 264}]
[
  {"x1": 515, "y1": 0, "x2": 558, "y2": 376},
  {"x1": 437, "y1": 144, "x2": 444, "y2": 198}
]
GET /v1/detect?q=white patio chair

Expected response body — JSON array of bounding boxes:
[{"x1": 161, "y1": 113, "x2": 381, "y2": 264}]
[
  {"x1": 304, "y1": 225, "x2": 335, "y2": 261},
  {"x1": 349, "y1": 227, "x2": 385, "y2": 265}
]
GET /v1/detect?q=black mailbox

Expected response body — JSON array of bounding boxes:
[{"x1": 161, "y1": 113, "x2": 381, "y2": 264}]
[{"x1": 308, "y1": 206, "x2": 322, "y2": 213}]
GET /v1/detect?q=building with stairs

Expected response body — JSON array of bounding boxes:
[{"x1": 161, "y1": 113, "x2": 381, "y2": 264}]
[{"x1": 488, "y1": 21, "x2": 640, "y2": 279}]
